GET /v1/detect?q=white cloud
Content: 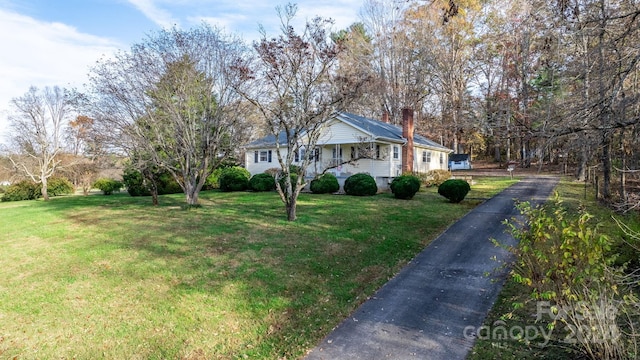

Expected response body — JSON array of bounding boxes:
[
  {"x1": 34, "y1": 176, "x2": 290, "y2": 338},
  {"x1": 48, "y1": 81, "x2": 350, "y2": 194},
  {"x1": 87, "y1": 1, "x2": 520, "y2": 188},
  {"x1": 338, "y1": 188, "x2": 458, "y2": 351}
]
[
  {"x1": 0, "y1": 8, "x2": 122, "y2": 141},
  {"x1": 190, "y1": 0, "x2": 362, "y2": 41},
  {"x1": 126, "y1": 0, "x2": 178, "y2": 29}
]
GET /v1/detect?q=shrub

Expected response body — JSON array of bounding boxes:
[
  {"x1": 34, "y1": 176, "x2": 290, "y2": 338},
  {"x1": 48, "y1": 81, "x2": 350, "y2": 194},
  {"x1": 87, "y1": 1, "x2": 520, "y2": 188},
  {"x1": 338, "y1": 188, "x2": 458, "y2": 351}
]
[
  {"x1": 204, "y1": 167, "x2": 225, "y2": 190},
  {"x1": 310, "y1": 173, "x2": 340, "y2": 194},
  {"x1": 390, "y1": 175, "x2": 421, "y2": 199},
  {"x1": 289, "y1": 164, "x2": 303, "y2": 175},
  {"x1": 344, "y1": 173, "x2": 377, "y2": 196},
  {"x1": 422, "y1": 169, "x2": 451, "y2": 187},
  {"x1": 1, "y1": 180, "x2": 40, "y2": 202},
  {"x1": 47, "y1": 177, "x2": 74, "y2": 196},
  {"x1": 93, "y1": 178, "x2": 123, "y2": 195},
  {"x1": 122, "y1": 168, "x2": 182, "y2": 196},
  {"x1": 219, "y1": 166, "x2": 250, "y2": 192},
  {"x1": 437, "y1": 179, "x2": 470, "y2": 203},
  {"x1": 122, "y1": 168, "x2": 147, "y2": 196},
  {"x1": 249, "y1": 173, "x2": 276, "y2": 192},
  {"x1": 156, "y1": 172, "x2": 182, "y2": 194},
  {"x1": 264, "y1": 168, "x2": 281, "y2": 177},
  {"x1": 278, "y1": 173, "x2": 299, "y2": 194},
  {"x1": 497, "y1": 199, "x2": 639, "y2": 359}
]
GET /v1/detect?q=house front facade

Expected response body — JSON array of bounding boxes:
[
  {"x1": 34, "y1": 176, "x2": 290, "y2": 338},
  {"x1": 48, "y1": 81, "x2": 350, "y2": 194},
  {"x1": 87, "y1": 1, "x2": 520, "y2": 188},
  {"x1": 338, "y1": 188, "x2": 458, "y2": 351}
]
[{"x1": 245, "y1": 111, "x2": 453, "y2": 190}]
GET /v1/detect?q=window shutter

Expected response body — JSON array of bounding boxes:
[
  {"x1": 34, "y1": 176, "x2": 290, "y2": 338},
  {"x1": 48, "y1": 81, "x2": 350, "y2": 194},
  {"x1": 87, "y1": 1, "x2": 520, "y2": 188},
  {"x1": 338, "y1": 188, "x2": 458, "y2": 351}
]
[
  {"x1": 268, "y1": 150, "x2": 272, "y2": 163},
  {"x1": 295, "y1": 149, "x2": 299, "y2": 162},
  {"x1": 254, "y1": 151, "x2": 259, "y2": 163}
]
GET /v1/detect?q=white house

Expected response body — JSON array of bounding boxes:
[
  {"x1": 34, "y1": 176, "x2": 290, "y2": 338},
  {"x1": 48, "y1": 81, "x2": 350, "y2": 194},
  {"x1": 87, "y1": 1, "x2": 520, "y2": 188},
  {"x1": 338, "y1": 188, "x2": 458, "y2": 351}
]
[{"x1": 244, "y1": 111, "x2": 453, "y2": 189}]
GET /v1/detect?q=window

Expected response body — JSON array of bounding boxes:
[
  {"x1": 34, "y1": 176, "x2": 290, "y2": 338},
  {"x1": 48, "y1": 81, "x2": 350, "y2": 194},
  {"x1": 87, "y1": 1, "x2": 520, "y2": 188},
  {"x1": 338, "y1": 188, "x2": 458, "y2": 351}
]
[
  {"x1": 259, "y1": 151, "x2": 269, "y2": 162},
  {"x1": 422, "y1": 151, "x2": 432, "y2": 163},
  {"x1": 254, "y1": 150, "x2": 272, "y2": 163},
  {"x1": 351, "y1": 146, "x2": 356, "y2": 159},
  {"x1": 393, "y1": 146, "x2": 399, "y2": 159},
  {"x1": 332, "y1": 146, "x2": 343, "y2": 166}
]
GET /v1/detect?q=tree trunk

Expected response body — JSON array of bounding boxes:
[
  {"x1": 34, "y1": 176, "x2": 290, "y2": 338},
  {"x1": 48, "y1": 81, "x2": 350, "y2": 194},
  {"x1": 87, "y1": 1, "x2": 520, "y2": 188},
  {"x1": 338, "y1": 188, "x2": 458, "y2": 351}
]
[
  {"x1": 183, "y1": 173, "x2": 202, "y2": 207},
  {"x1": 576, "y1": 134, "x2": 588, "y2": 181},
  {"x1": 41, "y1": 175, "x2": 50, "y2": 201},
  {"x1": 143, "y1": 169, "x2": 160, "y2": 206},
  {"x1": 286, "y1": 197, "x2": 297, "y2": 221},
  {"x1": 151, "y1": 187, "x2": 159, "y2": 206},
  {"x1": 186, "y1": 185, "x2": 199, "y2": 206},
  {"x1": 601, "y1": 131, "x2": 611, "y2": 200}
]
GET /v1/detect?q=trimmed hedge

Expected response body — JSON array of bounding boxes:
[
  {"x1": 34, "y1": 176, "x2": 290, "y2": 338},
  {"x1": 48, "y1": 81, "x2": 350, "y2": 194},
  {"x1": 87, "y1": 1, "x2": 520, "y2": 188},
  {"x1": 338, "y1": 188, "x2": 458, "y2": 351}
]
[
  {"x1": 250, "y1": 173, "x2": 276, "y2": 192},
  {"x1": 438, "y1": 179, "x2": 471, "y2": 203},
  {"x1": 219, "y1": 166, "x2": 250, "y2": 192},
  {"x1": 390, "y1": 175, "x2": 421, "y2": 200},
  {"x1": 310, "y1": 173, "x2": 340, "y2": 194},
  {"x1": 344, "y1": 173, "x2": 377, "y2": 196}
]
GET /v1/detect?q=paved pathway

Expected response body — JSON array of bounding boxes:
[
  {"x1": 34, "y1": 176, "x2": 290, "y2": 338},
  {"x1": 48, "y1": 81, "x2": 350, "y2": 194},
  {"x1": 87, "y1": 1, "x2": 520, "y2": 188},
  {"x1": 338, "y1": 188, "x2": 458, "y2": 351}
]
[{"x1": 305, "y1": 176, "x2": 559, "y2": 360}]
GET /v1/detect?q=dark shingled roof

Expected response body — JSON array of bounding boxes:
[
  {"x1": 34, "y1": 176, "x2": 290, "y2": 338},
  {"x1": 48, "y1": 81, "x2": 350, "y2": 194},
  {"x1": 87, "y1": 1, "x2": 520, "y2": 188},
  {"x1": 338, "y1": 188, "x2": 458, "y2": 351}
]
[{"x1": 246, "y1": 112, "x2": 452, "y2": 152}]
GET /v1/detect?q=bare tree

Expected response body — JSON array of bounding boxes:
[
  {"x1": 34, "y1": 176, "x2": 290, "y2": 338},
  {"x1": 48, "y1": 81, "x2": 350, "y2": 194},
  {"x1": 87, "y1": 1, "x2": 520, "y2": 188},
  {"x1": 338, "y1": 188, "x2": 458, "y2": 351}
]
[
  {"x1": 89, "y1": 24, "x2": 251, "y2": 206},
  {"x1": 5, "y1": 86, "x2": 72, "y2": 200},
  {"x1": 234, "y1": 4, "x2": 368, "y2": 221}
]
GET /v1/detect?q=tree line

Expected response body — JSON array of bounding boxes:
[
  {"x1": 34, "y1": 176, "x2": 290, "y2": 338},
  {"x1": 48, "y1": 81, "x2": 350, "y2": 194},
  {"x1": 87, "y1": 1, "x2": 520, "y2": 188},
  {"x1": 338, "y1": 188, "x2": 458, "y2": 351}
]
[{"x1": 2, "y1": 0, "x2": 639, "y2": 219}]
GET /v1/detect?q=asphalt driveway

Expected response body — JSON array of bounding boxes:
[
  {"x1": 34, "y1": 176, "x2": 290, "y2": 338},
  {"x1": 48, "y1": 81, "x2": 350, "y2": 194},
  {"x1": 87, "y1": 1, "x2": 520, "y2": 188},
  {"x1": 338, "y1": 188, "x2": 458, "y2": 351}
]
[{"x1": 304, "y1": 176, "x2": 559, "y2": 360}]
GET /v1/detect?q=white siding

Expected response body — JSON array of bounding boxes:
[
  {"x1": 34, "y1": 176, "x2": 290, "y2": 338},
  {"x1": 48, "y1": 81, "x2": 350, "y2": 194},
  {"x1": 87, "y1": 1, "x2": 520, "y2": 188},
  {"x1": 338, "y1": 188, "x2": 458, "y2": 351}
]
[
  {"x1": 245, "y1": 148, "x2": 283, "y2": 175},
  {"x1": 316, "y1": 121, "x2": 372, "y2": 145},
  {"x1": 413, "y1": 146, "x2": 449, "y2": 173}
]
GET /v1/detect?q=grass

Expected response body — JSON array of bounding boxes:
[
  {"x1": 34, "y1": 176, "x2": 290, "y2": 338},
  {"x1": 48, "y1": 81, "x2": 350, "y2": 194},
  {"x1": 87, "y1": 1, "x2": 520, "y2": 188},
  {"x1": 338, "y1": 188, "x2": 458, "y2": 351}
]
[
  {"x1": 0, "y1": 177, "x2": 517, "y2": 359},
  {"x1": 467, "y1": 177, "x2": 640, "y2": 360}
]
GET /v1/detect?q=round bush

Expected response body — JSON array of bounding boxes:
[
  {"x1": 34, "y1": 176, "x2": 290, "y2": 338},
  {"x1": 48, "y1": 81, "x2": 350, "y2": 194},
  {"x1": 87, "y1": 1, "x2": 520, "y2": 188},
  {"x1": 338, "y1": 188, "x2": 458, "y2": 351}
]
[
  {"x1": 310, "y1": 173, "x2": 340, "y2": 194},
  {"x1": 438, "y1": 179, "x2": 471, "y2": 203},
  {"x1": 93, "y1": 178, "x2": 123, "y2": 195},
  {"x1": 1, "y1": 180, "x2": 40, "y2": 202},
  {"x1": 344, "y1": 173, "x2": 377, "y2": 196},
  {"x1": 219, "y1": 166, "x2": 250, "y2": 192},
  {"x1": 249, "y1": 173, "x2": 276, "y2": 192},
  {"x1": 390, "y1": 175, "x2": 421, "y2": 200},
  {"x1": 47, "y1": 177, "x2": 75, "y2": 196}
]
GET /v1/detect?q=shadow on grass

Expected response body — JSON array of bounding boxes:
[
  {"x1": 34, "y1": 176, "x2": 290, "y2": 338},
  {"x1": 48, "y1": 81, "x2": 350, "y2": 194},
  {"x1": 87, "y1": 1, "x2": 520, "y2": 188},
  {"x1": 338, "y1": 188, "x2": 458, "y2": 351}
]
[{"x1": 29, "y1": 188, "x2": 487, "y2": 358}]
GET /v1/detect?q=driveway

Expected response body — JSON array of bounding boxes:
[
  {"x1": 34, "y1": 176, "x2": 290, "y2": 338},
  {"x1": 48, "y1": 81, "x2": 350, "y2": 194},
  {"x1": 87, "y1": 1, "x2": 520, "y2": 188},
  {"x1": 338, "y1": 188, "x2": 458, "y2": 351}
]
[{"x1": 304, "y1": 176, "x2": 559, "y2": 360}]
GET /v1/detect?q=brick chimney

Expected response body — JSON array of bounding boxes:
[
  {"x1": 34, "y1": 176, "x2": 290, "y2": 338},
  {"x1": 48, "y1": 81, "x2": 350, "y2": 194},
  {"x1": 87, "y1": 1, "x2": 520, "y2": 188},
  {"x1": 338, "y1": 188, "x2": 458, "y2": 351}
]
[
  {"x1": 402, "y1": 108, "x2": 414, "y2": 173},
  {"x1": 381, "y1": 111, "x2": 389, "y2": 124}
]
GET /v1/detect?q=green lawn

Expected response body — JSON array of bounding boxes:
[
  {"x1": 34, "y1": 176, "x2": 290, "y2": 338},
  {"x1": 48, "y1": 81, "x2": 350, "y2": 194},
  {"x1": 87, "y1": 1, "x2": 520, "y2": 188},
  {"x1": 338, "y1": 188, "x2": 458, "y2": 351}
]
[{"x1": 0, "y1": 177, "x2": 516, "y2": 359}]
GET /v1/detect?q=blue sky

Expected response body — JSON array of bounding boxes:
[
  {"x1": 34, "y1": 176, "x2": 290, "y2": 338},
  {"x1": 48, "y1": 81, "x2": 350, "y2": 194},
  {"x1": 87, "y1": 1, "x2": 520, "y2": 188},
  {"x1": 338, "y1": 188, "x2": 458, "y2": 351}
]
[{"x1": 0, "y1": 0, "x2": 363, "y2": 140}]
